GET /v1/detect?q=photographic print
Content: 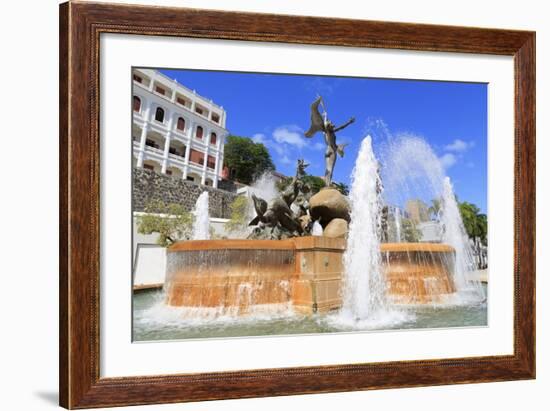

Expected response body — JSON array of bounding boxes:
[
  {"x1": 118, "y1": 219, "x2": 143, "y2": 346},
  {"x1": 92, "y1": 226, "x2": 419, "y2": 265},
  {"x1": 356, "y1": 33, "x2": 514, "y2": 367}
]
[{"x1": 131, "y1": 68, "x2": 488, "y2": 342}]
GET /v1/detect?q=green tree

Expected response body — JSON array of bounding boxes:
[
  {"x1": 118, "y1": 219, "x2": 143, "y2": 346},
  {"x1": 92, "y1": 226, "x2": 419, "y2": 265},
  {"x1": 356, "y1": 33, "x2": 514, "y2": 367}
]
[
  {"x1": 223, "y1": 135, "x2": 275, "y2": 185},
  {"x1": 225, "y1": 195, "x2": 250, "y2": 234},
  {"x1": 332, "y1": 181, "x2": 350, "y2": 196},
  {"x1": 277, "y1": 175, "x2": 324, "y2": 194},
  {"x1": 458, "y1": 201, "x2": 487, "y2": 245},
  {"x1": 136, "y1": 200, "x2": 193, "y2": 247}
]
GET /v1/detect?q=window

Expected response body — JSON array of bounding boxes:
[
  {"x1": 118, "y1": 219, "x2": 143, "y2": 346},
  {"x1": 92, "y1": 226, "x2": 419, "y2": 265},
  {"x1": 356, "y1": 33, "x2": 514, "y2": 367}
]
[
  {"x1": 190, "y1": 149, "x2": 204, "y2": 165},
  {"x1": 207, "y1": 155, "x2": 216, "y2": 170},
  {"x1": 145, "y1": 139, "x2": 159, "y2": 149},
  {"x1": 169, "y1": 146, "x2": 185, "y2": 157},
  {"x1": 195, "y1": 106, "x2": 203, "y2": 115},
  {"x1": 133, "y1": 74, "x2": 142, "y2": 83},
  {"x1": 155, "y1": 85, "x2": 165, "y2": 95},
  {"x1": 166, "y1": 169, "x2": 173, "y2": 176},
  {"x1": 177, "y1": 97, "x2": 187, "y2": 106},
  {"x1": 143, "y1": 164, "x2": 154, "y2": 171},
  {"x1": 196, "y1": 126, "x2": 203, "y2": 139},
  {"x1": 210, "y1": 132, "x2": 217, "y2": 145},
  {"x1": 177, "y1": 117, "x2": 186, "y2": 131},
  {"x1": 154, "y1": 107, "x2": 165, "y2": 122},
  {"x1": 186, "y1": 176, "x2": 195, "y2": 182},
  {"x1": 133, "y1": 96, "x2": 141, "y2": 112},
  {"x1": 211, "y1": 113, "x2": 220, "y2": 123}
]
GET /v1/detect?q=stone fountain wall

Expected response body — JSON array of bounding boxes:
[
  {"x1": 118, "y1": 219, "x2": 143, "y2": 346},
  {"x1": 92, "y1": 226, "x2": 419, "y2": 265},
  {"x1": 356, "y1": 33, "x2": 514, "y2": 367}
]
[{"x1": 165, "y1": 238, "x2": 457, "y2": 314}]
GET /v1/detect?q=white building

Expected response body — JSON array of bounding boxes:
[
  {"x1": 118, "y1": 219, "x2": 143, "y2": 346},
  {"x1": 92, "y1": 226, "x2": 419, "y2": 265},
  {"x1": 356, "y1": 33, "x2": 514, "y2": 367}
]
[{"x1": 132, "y1": 68, "x2": 229, "y2": 188}]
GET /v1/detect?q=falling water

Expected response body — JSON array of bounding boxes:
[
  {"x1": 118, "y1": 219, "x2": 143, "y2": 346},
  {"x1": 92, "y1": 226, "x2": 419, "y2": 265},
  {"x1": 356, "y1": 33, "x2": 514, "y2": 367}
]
[
  {"x1": 248, "y1": 172, "x2": 279, "y2": 203},
  {"x1": 338, "y1": 136, "x2": 387, "y2": 321},
  {"x1": 380, "y1": 133, "x2": 484, "y2": 302},
  {"x1": 394, "y1": 207, "x2": 402, "y2": 242},
  {"x1": 312, "y1": 220, "x2": 323, "y2": 236},
  {"x1": 164, "y1": 248, "x2": 295, "y2": 320},
  {"x1": 381, "y1": 134, "x2": 447, "y2": 207},
  {"x1": 229, "y1": 172, "x2": 280, "y2": 239},
  {"x1": 191, "y1": 191, "x2": 210, "y2": 240},
  {"x1": 441, "y1": 178, "x2": 485, "y2": 298}
]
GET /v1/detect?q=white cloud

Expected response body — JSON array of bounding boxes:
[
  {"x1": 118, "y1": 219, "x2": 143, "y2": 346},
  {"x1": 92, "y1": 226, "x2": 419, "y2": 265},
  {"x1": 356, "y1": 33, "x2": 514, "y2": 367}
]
[
  {"x1": 250, "y1": 125, "x2": 326, "y2": 172},
  {"x1": 252, "y1": 132, "x2": 285, "y2": 155},
  {"x1": 252, "y1": 133, "x2": 269, "y2": 145},
  {"x1": 273, "y1": 126, "x2": 307, "y2": 149},
  {"x1": 280, "y1": 155, "x2": 292, "y2": 165},
  {"x1": 439, "y1": 153, "x2": 457, "y2": 169},
  {"x1": 251, "y1": 133, "x2": 267, "y2": 144},
  {"x1": 444, "y1": 139, "x2": 474, "y2": 152}
]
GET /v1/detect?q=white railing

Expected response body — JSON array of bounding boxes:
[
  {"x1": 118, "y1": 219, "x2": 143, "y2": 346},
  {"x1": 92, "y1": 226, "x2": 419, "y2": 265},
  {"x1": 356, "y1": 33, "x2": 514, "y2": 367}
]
[{"x1": 168, "y1": 154, "x2": 186, "y2": 165}]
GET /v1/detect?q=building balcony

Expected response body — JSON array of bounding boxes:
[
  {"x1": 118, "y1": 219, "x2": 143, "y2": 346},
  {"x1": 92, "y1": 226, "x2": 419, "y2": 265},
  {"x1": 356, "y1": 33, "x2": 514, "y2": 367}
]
[
  {"x1": 171, "y1": 128, "x2": 187, "y2": 141},
  {"x1": 168, "y1": 153, "x2": 186, "y2": 166},
  {"x1": 134, "y1": 79, "x2": 149, "y2": 90}
]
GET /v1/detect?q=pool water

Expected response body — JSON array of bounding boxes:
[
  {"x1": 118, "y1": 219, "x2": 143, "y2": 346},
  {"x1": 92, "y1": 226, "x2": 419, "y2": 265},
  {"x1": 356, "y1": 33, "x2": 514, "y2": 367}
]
[{"x1": 132, "y1": 284, "x2": 487, "y2": 342}]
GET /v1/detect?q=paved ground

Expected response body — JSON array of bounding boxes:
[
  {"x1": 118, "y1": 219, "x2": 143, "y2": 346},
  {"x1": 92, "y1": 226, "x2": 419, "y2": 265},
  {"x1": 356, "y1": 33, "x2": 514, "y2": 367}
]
[{"x1": 468, "y1": 269, "x2": 488, "y2": 283}]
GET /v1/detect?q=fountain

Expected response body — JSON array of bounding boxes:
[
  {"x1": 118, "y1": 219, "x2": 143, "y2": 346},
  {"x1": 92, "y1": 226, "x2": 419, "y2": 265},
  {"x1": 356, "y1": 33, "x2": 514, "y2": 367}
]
[
  {"x1": 191, "y1": 191, "x2": 210, "y2": 240},
  {"x1": 165, "y1": 239, "x2": 296, "y2": 315},
  {"x1": 382, "y1": 242, "x2": 456, "y2": 305},
  {"x1": 394, "y1": 207, "x2": 402, "y2": 242},
  {"x1": 440, "y1": 177, "x2": 485, "y2": 299},
  {"x1": 157, "y1": 98, "x2": 483, "y2": 329},
  {"x1": 338, "y1": 136, "x2": 386, "y2": 321},
  {"x1": 380, "y1": 133, "x2": 485, "y2": 303}
]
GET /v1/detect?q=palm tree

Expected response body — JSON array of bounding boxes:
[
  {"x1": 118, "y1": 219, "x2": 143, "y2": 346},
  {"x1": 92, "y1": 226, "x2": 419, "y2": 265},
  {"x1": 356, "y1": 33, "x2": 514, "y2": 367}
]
[{"x1": 458, "y1": 201, "x2": 487, "y2": 245}]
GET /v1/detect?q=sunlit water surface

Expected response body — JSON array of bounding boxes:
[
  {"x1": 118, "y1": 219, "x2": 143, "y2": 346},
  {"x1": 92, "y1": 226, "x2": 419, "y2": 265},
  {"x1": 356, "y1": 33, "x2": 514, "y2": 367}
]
[{"x1": 133, "y1": 285, "x2": 487, "y2": 342}]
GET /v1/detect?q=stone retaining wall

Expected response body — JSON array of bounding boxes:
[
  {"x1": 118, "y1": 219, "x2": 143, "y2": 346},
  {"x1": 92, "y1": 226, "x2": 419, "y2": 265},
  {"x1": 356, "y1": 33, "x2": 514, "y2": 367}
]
[{"x1": 133, "y1": 168, "x2": 237, "y2": 218}]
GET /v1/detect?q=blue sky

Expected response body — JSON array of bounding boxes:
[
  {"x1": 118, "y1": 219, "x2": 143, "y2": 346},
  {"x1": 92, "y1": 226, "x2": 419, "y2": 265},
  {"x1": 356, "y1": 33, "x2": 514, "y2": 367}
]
[{"x1": 160, "y1": 69, "x2": 487, "y2": 213}]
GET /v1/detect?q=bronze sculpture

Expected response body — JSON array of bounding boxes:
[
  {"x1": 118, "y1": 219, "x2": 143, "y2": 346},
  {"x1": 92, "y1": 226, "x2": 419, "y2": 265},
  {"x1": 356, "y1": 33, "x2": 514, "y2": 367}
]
[
  {"x1": 248, "y1": 98, "x2": 355, "y2": 240},
  {"x1": 248, "y1": 160, "x2": 313, "y2": 240},
  {"x1": 305, "y1": 96, "x2": 355, "y2": 186}
]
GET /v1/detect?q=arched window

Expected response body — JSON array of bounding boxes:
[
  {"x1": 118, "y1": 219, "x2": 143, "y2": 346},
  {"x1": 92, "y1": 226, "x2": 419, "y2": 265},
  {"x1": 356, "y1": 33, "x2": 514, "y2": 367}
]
[
  {"x1": 154, "y1": 107, "x2": 165, "y2": 122},
  {"x1": 133, "y1": 96, "x2": 141, "y2": 112},
  {"x1": 210, "y1": 132, "x2": 217, "y2": 145},
  {"x1": 196, "y1": 126, "x2": 203, "y2": 139},
  {"x1": 177, "y1": 117, "x2": 185, "y2": 131}
]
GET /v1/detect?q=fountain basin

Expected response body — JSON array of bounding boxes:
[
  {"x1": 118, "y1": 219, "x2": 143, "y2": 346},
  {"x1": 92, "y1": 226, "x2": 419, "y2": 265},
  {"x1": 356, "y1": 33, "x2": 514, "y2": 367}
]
[
  {"x1": 165, "y1": 238, "x2": 456, "y2": 315},
  {"x1": 381, "y1": 243, "x2": 456, "y2": 304},
  {"x1": 166, "y1": 240, "x2": 295, "y2": 313}
]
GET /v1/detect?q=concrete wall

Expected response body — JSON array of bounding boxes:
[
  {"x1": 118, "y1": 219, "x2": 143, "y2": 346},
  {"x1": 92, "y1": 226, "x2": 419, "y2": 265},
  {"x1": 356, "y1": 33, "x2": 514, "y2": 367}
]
[{"x1": 132, "y1": 214, "x2": 230, "y2": 288}]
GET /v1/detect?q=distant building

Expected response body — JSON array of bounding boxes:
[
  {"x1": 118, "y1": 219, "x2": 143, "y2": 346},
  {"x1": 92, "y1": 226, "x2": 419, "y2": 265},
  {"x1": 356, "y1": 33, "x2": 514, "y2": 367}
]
[
  {"x1": 405, "y1": 199, "x2": 430, "y2": 224},
  {"x1": 270, "y1": 171, "x2": 288, "y2": 185},
  {"x1": 132, "y1": 68, "x2": 229, "y2": 188}
]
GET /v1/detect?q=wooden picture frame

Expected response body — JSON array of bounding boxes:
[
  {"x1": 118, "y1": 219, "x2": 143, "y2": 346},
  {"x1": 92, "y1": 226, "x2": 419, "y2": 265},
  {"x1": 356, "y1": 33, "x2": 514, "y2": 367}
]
[{"x1": 59, "y1": 1, "x2": 535, "y2": 408}]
